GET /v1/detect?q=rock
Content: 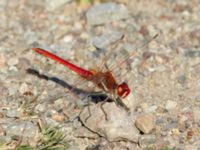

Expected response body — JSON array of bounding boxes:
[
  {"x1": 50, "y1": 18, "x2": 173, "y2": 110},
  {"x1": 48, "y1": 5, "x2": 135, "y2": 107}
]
[
  {"x1": 92, "y1": 30, "x2": 124, "y2": 49},
  {"x1": 86, "y1": 3, "x2": 129, "y2": 26},
  {"x1": 139, "y1": 103, "x2": 148, "y2": 112},
  {"x1": 51, "y1": 113, "x2": 65, "y2": 122},
  {"x1": 139, "y1": 25, "x2": 149, "y2": 37},
  {"x1": 156, "y1": 117, "x2": 167, "y2": 125},
  {"x1": 156, "y1": 106, "x2": 167, "y2": 114},
  {"x1": 139, "y1": 134, "x2": 156, "y2": 148},
  {"x1": 80, "y1": 102, "x2": 140, "y2": 142},
  {"x1": 0, "y1": 136, "x2": 12, "y2": 144},
  {"x1": 6, "y1": 121, "x2": 38, "y2": 138},
  {"x1": 0, "y1": 126, "x2": 5, "y2": 136},
  {"x1": 146, "y1": 106, "x2": 158, "y2": 113},
  {"x1": 154, "y1": 139, "x2": 170, "y2": 150},
  {"x1": 185, "y1": 50, "x2": 200, "y2": 58},
  {"x1": 0, "y1": 53, "x2": 6, "y2": 67},
  {"x1": 135, "y1": 113, "x2": 156, "y2": 134},
  {"x1": 7, "y1": 57, "x2": 19, "y2": 66},
  {"x1": 140, "y1": 103, "x2": 157, "y2": 113},
  {"x1": 45, "y1": 0, "x2": 72, "y2": 11},
  {"x1": 6, "y1": 109, "x2": 21, "y2": 118},
  {"x1": 27, "y1": 0, "x2": 44, "y2": 7},
  {"x1": 35, "y1": 103, "x2": 46, "y2": 113},
  {"x1": 17, "y1": 57, "x2": 31, "y2": 70},
  {"x1": 0, "y1": 85, "x2": 9, "y2": 97},
  {"x1": 177, "y1": 75, "x2": 187, "y2": 85},
  {"x1": 63, "y1": 35, "x2": 73, "y2": 43},
  {"x1": 193, "y1": 107, "x2": 200, "y2": 122},
  {"x1": 8, "y1": 66, "x2": 18, "y2": 72},
  {"x1": 165, "y1": 122, "x2": 178, "y2": 131},
  {"x1": 124, "y1": 43, "x2": 136, "y2": 52},
  {"x1": 19, "y1": 83, "x2": 29, "y2": 94},
  {"x1": 165, "y1": 100, "x2": 177, "y2": 111}
]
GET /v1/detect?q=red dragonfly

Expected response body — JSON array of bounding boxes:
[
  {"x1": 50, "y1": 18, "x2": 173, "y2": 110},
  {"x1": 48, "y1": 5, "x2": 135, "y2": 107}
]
[
  {"x1": 32, "y1": 47, "x2": 131, "y2": 111},
  {"x1": 31, "y1": 34, "x2": 157, "y2": 111}
]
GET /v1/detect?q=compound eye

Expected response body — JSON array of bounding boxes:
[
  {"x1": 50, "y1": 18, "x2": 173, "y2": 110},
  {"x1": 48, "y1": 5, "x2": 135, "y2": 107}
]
[{"x1": 117, "y1": 82, "x2": 130, "y2": 98}]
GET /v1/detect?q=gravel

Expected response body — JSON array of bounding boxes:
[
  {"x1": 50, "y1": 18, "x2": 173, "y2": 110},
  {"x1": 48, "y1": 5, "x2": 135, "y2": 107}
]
[
  {"x1": 6, "y1": 121, "x2": 38, "y2": 138},
  {"x1": 92, "y1": 30, "x2": 124, "y2": 49},
  {"x1": 0, "y1": 0, "x2": 200, "y2": 149},
  {"x1": 86, "y1": 2, "x2": 130, "y2": 26}
]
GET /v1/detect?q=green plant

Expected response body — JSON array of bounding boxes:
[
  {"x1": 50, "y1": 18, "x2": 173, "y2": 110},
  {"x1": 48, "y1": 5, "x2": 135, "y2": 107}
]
[
  {"x1": 144, "y1": 146, "x2": 156, "y2": 150},
  {"x1": 15, "y1": 125, "x2": 69, "y2": 150},
  {"x1": 77, "y1": 0, "x2": 94, "y2": 4},
  {"x1": 161, "y1": 146, "x2": 174, "y2": 150},
  {"x1": 36, "y1": 125, "x2": 69, "y2": 150},
  {"x1": 17, "y1": 145, "x2": 34, "y2": 150},
  {"x1": 144, "y1": 146, "x2": 174, "y2": 150}
]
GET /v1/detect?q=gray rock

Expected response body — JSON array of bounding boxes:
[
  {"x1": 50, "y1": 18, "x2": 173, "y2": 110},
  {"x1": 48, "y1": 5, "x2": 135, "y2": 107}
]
[
  {"x1": 185, "y1": 50, "x2": 200, "y2": 58},
  {"x1": 177, "y1": 75, "x2": 187, "y2": 85},
  {"x1": 0, "y1": 136, "x2": 12, "y2": 144},
  {"x1": 139, "y1": 134, "x2": 156, "y2": 148},
  {"x1": 156, "y1": 117, "x2": 167, "y2": 125},
  {"x1": 6, "y1": 121, "x2": 38, "y2": 138},
  {"x1": 0, "y1": 85, "x2": 9, "y2": 97},
  {"x1": 6, "y1": 109, "x2": 21, "y2": 118},
  {"x1": 165, "y1": 122, "x2": 178, "y2": 131},
  {"x1": 80, "y1": 102, "x2": 139, "y2": 142},
  {"x1": 92, "y1": 30, "x2": 123, "y2": 49},
  {"x1": 17, "y1": 57, "x2": 31, "y2": 70},
  {"x1": 86, "y1": 3, "x2": 129, "y2": 26},
  {"x1": 45, "y1": 0, "x2": 72, "y2": 11}
]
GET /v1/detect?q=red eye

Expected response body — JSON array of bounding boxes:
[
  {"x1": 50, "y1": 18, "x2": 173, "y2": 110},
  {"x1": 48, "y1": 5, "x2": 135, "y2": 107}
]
[{"x1": 117, "y1": 82, "x2": 130, "y2": 98}]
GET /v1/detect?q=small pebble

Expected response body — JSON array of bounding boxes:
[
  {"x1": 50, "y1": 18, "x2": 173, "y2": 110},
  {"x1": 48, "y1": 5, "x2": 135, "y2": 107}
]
[
  {"x1": 156, "y1": 106, "x2": 167, "y2": 113},
  {"x1": 7, "y1": 57, "x2": 19, "y2": 66},
  {"x1": 0, "y1": 126, "x2": 5, "y2": 136},
  {"x1": 86, "y1": 3, "x2": 129, "y2": 25},
  {"x1": 0, "y1": 53, "x2": 6, "y2": 66},
  {"x1": 135, "y1": 113, "x2": 156, "y2": 134},
  {"x1": 17, "y1": 57, "x2": 31, "y2": 69},
  {"x1": 19, "y1": 83, "x2": 29, "y2": 94},
  {"x1": 52, "y1": 113, "x2": 65, "y2": 122},
  {"x1": 0, "y1": 86, "x2": 9, "y2": 97},
  {"x1": 6, "y1": 109, "x2": 21, "y2": 118},
  {"x1": 146, "y1": 105, "x2": 158, "y2": 113},
  {"x1": 63, "y1": 35, "x2": 73, "y2": 43},
  {"x1": 165, "y1": 100, "x2": 177, "y2": 111},
  {"x1": 45, "y1": 0, "x2": 72, "y2": 11},
  {"x1": 139, "y1": 134, "x2": 156, "y2": 148},
  {"x1": 193, "y1": 107, "x2": 200, "y2": 122},
  {"x1": 6, "y1": 121, "x2": 38, "y2": 138},
  {"x1": 92, "y1": 30, "x2": 123, "y2": 49}
]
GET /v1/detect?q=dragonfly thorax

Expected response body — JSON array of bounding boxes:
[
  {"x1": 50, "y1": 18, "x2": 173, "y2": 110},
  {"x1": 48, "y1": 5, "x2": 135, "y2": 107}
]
[{"x1": 86, "y1": 71, "x2": 130, "y2": 98}]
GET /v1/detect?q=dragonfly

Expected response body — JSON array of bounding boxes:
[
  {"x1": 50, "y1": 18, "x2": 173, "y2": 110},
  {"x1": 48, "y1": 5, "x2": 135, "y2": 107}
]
[{"x1": 31, "y1": 34, "x2": 158, "y2": 112}]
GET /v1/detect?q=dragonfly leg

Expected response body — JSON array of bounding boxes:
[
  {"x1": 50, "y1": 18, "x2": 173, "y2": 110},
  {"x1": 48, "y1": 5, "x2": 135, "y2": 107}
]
[
  {"x1": 114, "y1": 97, "x2": 130, "y2": 114},
  {"x1": 84, "y1": 104, "x2": 91, "y2": 123},
  {"x1": 85, "y1": 93, "x2": 110, "y2": 122},
  {"x1": 89, "y1": 91, "x2": 105, "y2": 96},
  {"x1": 100, "y1": 101, "x2": 108, "y2": 121}
]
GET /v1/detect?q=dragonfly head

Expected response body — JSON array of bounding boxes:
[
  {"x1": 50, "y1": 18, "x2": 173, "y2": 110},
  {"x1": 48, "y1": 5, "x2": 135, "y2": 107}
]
[{"x1": 117, "y1": 82, "x2": 130, "y2": 98}]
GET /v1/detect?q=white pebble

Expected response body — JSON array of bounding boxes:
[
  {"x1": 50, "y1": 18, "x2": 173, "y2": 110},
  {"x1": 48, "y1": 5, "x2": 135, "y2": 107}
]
[
  {"x1": 19, "y1": 83, "x2": 29, "y2": 94},
  {"x1": 7, "y1": 57, "x2": 19, "y2": 66},
  {"x1": 165, "y1": 100, "x2": 177, "y2": 110}
]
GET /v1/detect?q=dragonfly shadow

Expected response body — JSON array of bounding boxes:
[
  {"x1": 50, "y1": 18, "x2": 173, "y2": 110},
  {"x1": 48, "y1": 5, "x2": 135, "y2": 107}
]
[{"x1": 26, "y1": 68, "x2": 113, "y2": 104}]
